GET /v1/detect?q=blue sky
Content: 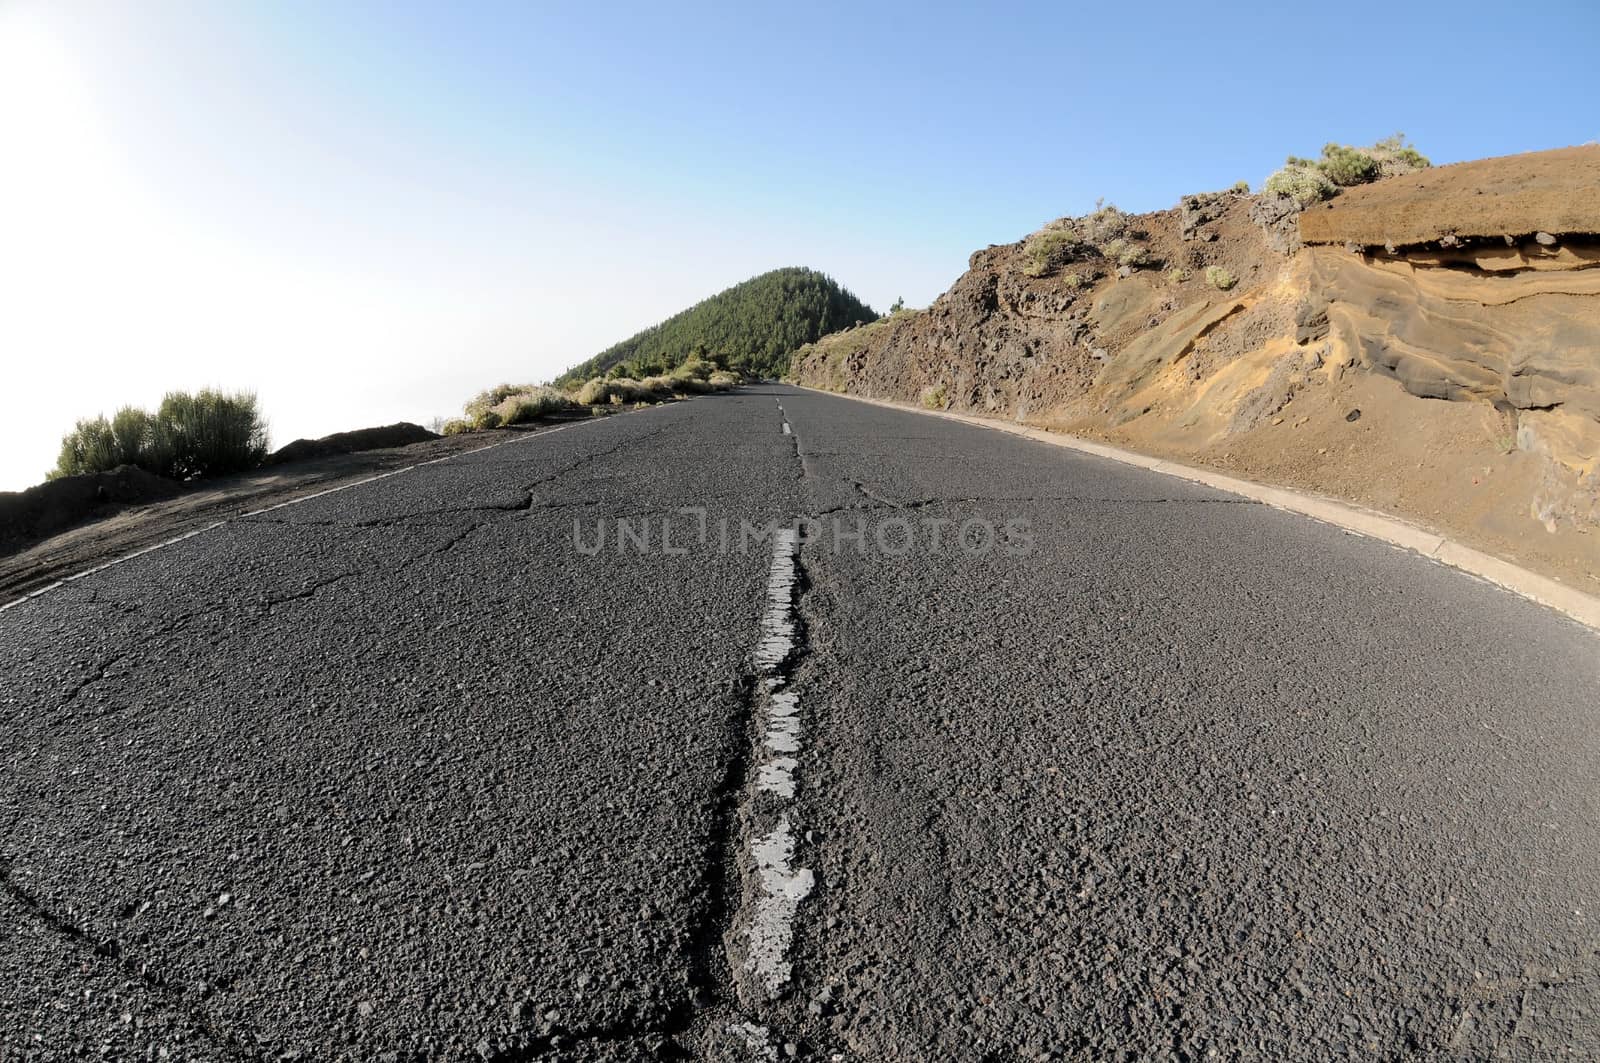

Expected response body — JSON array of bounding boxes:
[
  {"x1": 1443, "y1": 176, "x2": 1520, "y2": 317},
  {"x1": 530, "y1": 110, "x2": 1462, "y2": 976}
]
[{"x1": 2, "y1": 0, "x2": 1596, "y2": 489}]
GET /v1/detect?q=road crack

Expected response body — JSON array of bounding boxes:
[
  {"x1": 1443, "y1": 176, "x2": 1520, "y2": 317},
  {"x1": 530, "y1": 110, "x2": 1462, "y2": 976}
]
[
  {"x1": 810, "y1": 492, "x2": 1258, "y2": 515},
  {"x1": 0, "y1": 861, "x2": 263, "y2": 1061}
]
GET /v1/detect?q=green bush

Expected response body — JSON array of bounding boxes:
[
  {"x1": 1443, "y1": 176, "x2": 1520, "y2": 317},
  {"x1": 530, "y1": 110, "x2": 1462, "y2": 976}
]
[
  {"x1": 108, "y1": 407, "x2": 151, "y2": 467},
  {"x1": 641, "y1": 377, "x2": 674, "y2": 400},
  {"x1": 920, "y1": 384, "x2": 948, "y2": 410},
  {"x1": 1022, "y1": 227, "x2": 1085, "y2": 278},
  {"x1": 669, "y1": 375, "x2": 713, "y2": 395},
  {"x1": 50, "y1": 389, "x2": 268, "y2": 481},
  {"x1": 1263, "y1": 164, "x2": 1337, "y2": 206},
  {"x1": 460, "y1": 383, "x2": 574, "y2": 425},
  {"x1": 50, "y1": 417, "x2": 118, "y2": 480},
  {"x1": 1205, "y1": 266, "x2": 1238, "y2": 291},
  {"x1": 440, "y1": 418, "x2": 474, "y2": 435},
  {"x1": 577, "y1": 377, "x2": 614, "y2": 405},
  {"x1": 1102, "y1": 238, "x2": 1149, "y2": 268},
  {"x1": 464, "y1": 383, "x2": 519, "y2": 416},
  {"x1": 1369, "y1": 133, "x2": 1431, "y2": 176},
  {"x1": 120, "y1": 406, "x2": 177, "y2": 475},
  {"x1": 1122, "y1": 244, "x2": 1146, "y2": 267},
  {"x1": 1266, "y1": 137, "x2": 1430, "y2": 205},
  {"x1": 54, "y1": 405, "x2": 166, "y2": 478},
  {"x1": 672, "y1": 353, "x2": 714, "y2": 381},
  {"x1": 1022, "y1": 203, "x2": 1133, "y2": 278},
  {"x1": 1081, "y1": 200, "x2": 1129, "y2": 244},
  {"x1": 667, "y1": 354, "x2": 719, "y2": 393},
  {"x1": 578, "y1": 377, "x2": 675, "y2": 405},
  {"x1": 156, "y1": 390, "x2": 269, "y2": 478},
  {"x1": 495, "y1": 386, "x2": 572, "y2": 425},
  {"x1": 1230, "y1": 180, "x2": 1251, "y2": 193},
  {"x1": 1168, "y1": 267, "x2": 1191, "y2": 284},
  {"x1": 1317, "y1": 143, "x2": 1381, "y2": 187}
]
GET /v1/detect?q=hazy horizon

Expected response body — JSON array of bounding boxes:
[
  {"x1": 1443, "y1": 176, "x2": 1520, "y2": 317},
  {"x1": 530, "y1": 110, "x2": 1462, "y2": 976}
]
[{"x1": 3, "y1": 0, "x2": 1596, "y2": 491}]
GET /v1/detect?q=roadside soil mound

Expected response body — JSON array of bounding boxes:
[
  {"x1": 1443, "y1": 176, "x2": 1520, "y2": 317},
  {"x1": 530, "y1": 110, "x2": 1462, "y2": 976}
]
[
  {"x1": 0, "y1": 466, "x2": 182, "y2": 554},
  {"x1": 1298, "y1": 145, "x2": 1600, "y2": 248},
  {"x1": 267, "y1": 421, "x2": 439, "y2": 465}
]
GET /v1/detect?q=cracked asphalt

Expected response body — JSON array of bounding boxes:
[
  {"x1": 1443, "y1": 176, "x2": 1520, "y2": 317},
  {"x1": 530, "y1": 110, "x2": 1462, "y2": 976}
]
[{"x1": 3, "y1": 385, "x2": 1598, "y2": 1060}]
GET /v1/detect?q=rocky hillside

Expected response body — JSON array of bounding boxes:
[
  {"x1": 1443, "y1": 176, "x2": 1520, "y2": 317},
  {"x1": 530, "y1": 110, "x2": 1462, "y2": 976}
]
[{"x1": 791, "y1": 145, "x2": 1600, "y2": 590}]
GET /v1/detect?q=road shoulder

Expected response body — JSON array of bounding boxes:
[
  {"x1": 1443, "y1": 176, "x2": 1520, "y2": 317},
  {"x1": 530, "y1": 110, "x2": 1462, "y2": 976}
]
[{"x1": 796, "y1": 386, "x2": 1600, "y2": 632}]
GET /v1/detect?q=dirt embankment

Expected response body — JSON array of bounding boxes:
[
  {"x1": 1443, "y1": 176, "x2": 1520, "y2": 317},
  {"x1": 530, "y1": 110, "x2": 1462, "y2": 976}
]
[
  {"x1": 791, "y1": 146, "x2": 1600, "y2": 591},
  {"x1": 266, "y1": 421, "x2": 439, "y2": 465},
  {"x1": 0, "y1": 466, "x2": 183, "y2": 552},
  {"x1": 1299, "y1": 145, "x2": 1600, "y2": 247}
]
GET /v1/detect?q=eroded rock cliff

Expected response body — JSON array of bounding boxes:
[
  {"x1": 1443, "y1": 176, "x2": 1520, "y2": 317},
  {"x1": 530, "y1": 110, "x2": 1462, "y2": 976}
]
[{"x1": 790, "y1": 146, "x2": 1600, "y2": 587}]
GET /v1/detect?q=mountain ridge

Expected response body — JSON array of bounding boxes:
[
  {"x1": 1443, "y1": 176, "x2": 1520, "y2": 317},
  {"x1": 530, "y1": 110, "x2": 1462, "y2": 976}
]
[{"x1": 557, "y1": 267, "x2": 876, "y2": 385}]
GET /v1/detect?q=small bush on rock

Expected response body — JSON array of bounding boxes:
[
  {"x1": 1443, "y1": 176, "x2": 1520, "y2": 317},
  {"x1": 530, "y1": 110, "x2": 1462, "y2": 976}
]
[
  {"x1": 1369, "y1": 133, "x2": 1431, "y2": 176},
  {"x1": 1099, "y1": 237, "x2": 1150, "y2": 268},
  {"x1": 1265, "y1": 136, "x2": 1429, "y2": 207},
  {"x1": 1022, "y1": 227, "x2": 1085, "y2": 278},
  {"x1": 1205, "y1": 266, "x2": 1238, "y2": 291},
  {"x1": 1317, "y1": 143, "x2": 1381, "y2": 187},
  {"x1": 1264, "y1": 164, "x2": 1337, "y2": 206},
  {"x1": 1081, "y1": 200, "x2": 1129, "y2": 244}
]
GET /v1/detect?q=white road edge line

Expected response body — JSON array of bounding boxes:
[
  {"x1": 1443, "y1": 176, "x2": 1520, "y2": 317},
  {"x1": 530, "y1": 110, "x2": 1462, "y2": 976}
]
[
  {"x1": 0, "y1": 418, "x2": 607, "y2": 615},
  {"x1": 796, "y1": 386, "x2": 1600, "y2": 634}
]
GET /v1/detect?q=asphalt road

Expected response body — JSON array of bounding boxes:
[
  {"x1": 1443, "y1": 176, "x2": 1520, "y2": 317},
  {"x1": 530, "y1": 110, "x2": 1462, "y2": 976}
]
[{"x1": 3, "y1": 385, "x2": 1597, "y2": 1060}]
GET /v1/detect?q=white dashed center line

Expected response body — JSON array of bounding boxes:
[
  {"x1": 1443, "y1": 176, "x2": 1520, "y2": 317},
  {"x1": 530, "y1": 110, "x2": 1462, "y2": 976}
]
[{"x1": 739, "y1": 526, "x2": 815, "y2": 998}]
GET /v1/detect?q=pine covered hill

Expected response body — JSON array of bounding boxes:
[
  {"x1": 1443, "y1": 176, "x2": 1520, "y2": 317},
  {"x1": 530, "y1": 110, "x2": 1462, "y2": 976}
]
[{"x1": 556, "y1": 267, "x2": 877, "y2": 385}]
